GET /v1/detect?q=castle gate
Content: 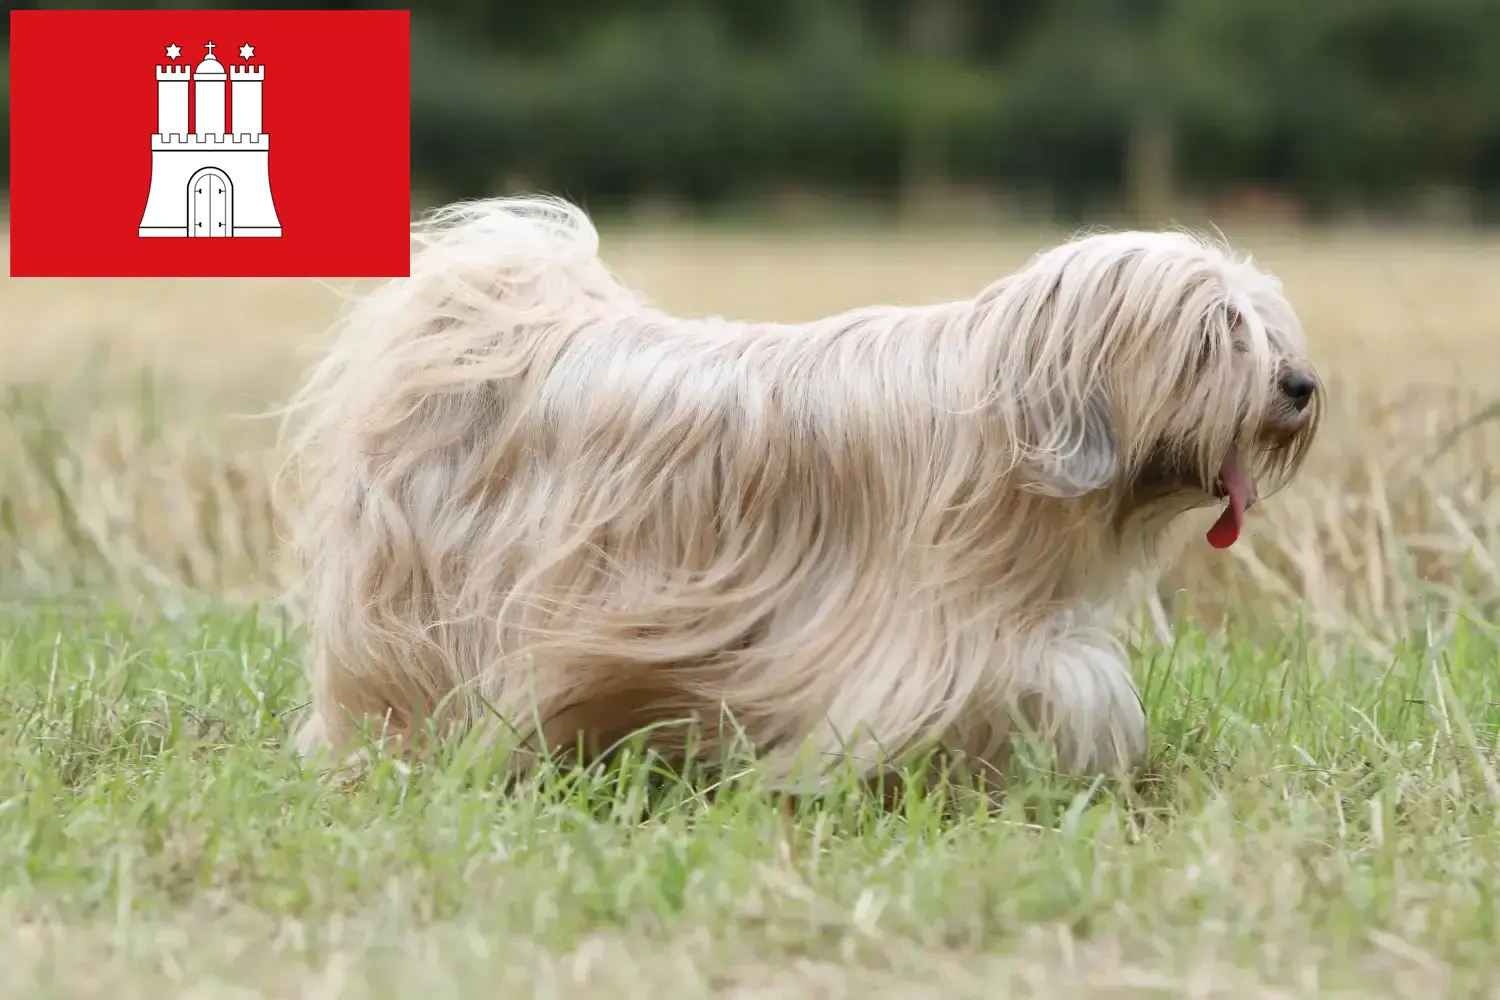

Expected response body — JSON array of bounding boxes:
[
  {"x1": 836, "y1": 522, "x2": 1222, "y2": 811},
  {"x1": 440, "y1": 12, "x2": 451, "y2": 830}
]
[{"x1": 187, "y1": 167, "x2": 233, "y2": 237}]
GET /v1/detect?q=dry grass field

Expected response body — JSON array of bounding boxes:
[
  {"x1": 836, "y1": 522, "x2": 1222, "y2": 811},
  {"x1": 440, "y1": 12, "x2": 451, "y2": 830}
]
[{"x1": 4, "y1": 221, "x2": 1500, "y2": 998}]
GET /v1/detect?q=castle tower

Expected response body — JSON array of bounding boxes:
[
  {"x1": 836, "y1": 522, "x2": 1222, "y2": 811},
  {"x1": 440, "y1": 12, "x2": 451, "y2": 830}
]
[
  {"x1": 193, "y1": 42, "x2": 226, "y2": 135},
  {"x1": 155, "y1": 64, "x2": 191, "y2": 137},
  {"x1": 230, "y1": 64, "x2": 265, "y2": 137}
]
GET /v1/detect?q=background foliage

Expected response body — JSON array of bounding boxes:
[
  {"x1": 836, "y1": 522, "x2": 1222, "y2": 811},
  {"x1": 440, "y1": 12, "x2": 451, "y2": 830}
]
[{"x1": 7, "y1": 0, "x2": 1500, "y2": 220}]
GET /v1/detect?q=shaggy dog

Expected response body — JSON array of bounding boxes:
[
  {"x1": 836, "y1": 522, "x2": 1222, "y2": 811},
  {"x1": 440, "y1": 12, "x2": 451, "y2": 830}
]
[{"x1": 280, "y1": 196, "x2": 1320, "y2": 787}]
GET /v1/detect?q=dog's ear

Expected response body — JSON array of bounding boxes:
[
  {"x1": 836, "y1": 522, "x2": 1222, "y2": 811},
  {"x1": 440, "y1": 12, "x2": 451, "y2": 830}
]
[{"x1": 1023, "y1": 391, "x2": 1121, "y2": 499}]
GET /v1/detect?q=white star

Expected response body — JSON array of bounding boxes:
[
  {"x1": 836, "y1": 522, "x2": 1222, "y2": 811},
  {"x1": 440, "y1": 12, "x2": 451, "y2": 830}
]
[
  {"x1": 238, "y1": 43, "x2": 255, "y2": 60},
  {"x1": 165, "y1": 43, "x2": 182, "y2": 60}
]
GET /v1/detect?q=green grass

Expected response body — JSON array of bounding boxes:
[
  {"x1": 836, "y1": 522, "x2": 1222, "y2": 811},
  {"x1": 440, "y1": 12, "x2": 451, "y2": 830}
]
[
  {"x1": 4, "y1": 358, "x2": 1500, "y2": 997},
  {"x1": 3, "y1": 599, "x2": 1499, "y2": 998}
]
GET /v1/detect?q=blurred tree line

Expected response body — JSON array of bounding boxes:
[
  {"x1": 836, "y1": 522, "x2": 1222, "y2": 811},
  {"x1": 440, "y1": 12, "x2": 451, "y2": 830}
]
[{"x1": 8, "y1": 0, "x2": 1500, "y2": 222}]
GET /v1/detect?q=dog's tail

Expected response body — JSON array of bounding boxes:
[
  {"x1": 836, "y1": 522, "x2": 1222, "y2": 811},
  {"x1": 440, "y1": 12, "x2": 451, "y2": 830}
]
[
  {"x1": 328, "y1": 193, "x2": 639, "y2": 375},
  {"x1": 275, "y1": 194, "x2": 642, "y2": 597},
  {"x1": 406, "y1": 194, "x2": 641, "y2": 317},
  {"x1": 278, "y1": 193, "x2": 639, "y2": 458}
]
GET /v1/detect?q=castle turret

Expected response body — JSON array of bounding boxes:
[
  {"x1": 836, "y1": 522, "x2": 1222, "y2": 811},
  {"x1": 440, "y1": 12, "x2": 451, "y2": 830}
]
[
  {"x1": 155, "y1": 64, "x2": 191, "y2": 136},
  {"x1": 193, "y1": 43, "x2": 227, "y2": 135},
  {"x1": 230, "y1": 64, "x2": 265, "y2": 137}
]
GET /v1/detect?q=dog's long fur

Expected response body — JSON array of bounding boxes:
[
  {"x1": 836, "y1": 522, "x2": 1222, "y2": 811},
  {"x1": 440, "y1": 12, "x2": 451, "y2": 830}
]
[{"x1": 281, "y1": 195, "x2": 1319, "y2": 786}]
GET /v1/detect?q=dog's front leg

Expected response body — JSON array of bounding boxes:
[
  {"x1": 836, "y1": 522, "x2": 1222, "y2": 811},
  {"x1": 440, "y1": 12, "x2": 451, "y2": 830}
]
[{"x1": 1017, "y1": 626, "x2": 1149, "y2": 778}]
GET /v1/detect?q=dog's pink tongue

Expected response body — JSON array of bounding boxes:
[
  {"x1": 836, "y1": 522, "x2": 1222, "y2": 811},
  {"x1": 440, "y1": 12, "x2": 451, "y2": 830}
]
[{"x1": 1206, "y1": 449, "x2": 1256, "y2": 550}]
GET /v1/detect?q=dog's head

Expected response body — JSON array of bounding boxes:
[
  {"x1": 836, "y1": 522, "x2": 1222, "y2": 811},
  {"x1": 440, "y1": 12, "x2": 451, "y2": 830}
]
[{"x1": 982, "y1": 229, "x2": 1320, "y2": 548}]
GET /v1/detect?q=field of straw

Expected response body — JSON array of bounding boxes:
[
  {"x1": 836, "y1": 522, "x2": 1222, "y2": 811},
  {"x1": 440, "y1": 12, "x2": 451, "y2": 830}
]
[{"x1": 3, "y1": 222, "x2": 1500, "y2": 998}]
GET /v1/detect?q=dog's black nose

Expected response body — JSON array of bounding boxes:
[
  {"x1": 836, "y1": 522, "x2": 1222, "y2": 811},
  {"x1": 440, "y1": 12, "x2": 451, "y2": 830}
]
[{"x1": 1279, "y1": 371, "x2": 1317, "y2": 411}]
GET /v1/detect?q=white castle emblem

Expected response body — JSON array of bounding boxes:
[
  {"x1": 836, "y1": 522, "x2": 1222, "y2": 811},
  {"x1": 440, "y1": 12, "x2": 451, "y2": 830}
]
[{"x1": 139, "y1": 41, "x2": 283, "y2": 238}]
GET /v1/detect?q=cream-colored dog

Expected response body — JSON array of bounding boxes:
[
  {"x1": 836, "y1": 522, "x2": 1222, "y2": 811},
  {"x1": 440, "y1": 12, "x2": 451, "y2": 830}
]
[{"x1": 280, "y1": 196, "x2": 1319, "y2": 786}]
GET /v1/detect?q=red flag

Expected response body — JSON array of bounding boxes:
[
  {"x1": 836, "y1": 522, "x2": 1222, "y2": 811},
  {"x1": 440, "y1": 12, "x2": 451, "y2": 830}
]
[{"x1": 8, "y1": 8, "x2": 411, "y2": 278}]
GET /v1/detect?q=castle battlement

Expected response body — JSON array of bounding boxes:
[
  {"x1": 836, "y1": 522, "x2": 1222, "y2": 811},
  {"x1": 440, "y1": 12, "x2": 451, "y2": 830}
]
[
  {"x1": 229, "y1": 65, "x2": 265, "y2": 81},
  {"x1": 152, "y1": 132, "x2": 269, "y2": 150},
  {"x1": 156, "y1": 65, "x2": 193, "y2": 80}
]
